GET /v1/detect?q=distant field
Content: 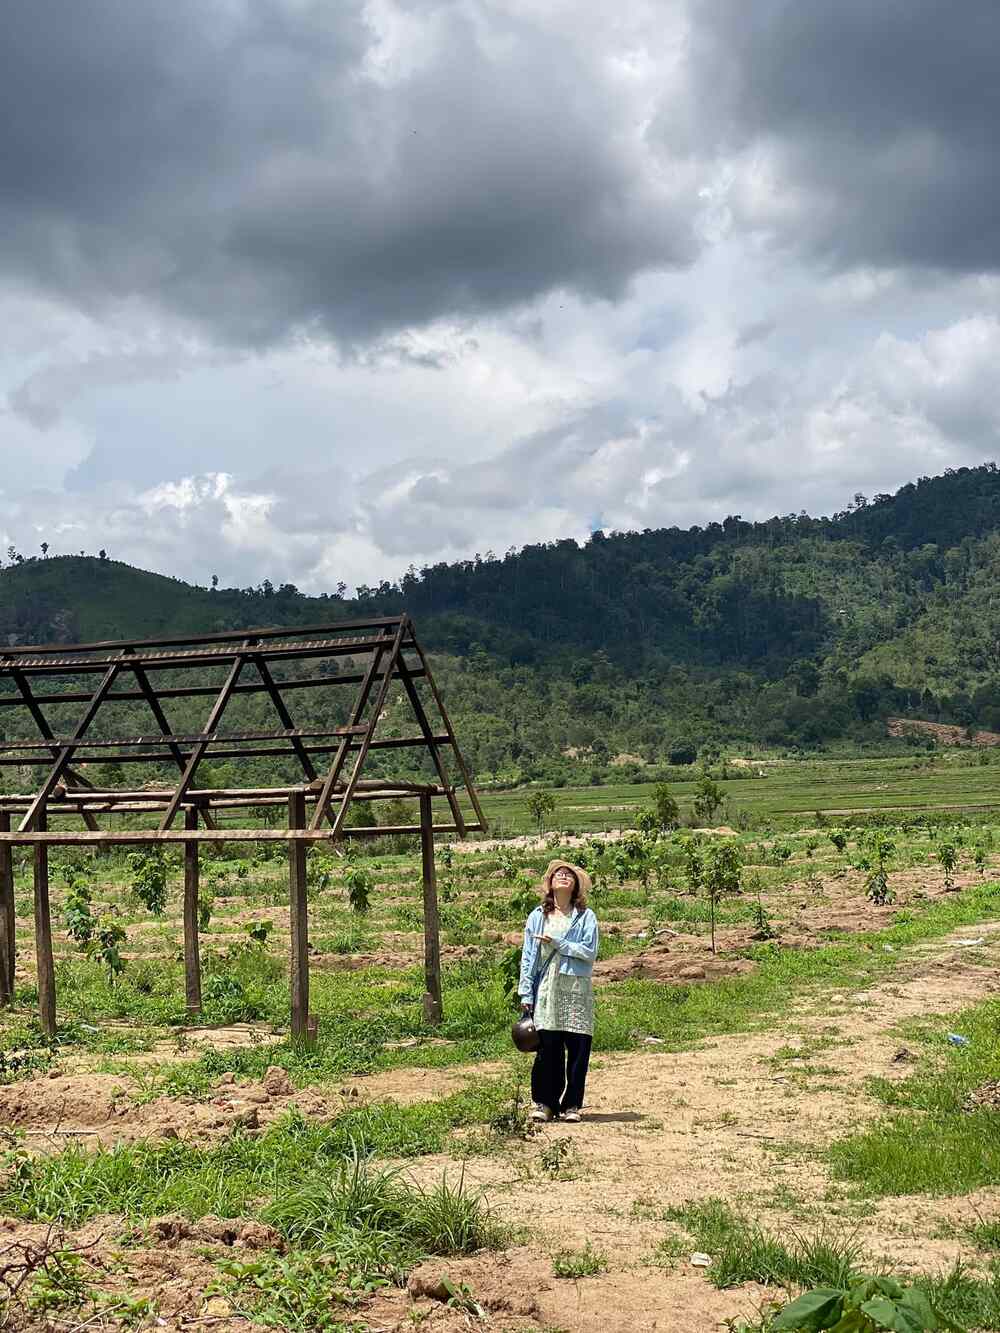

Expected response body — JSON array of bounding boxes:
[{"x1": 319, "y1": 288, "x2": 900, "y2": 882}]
[{"x1": 478, "y1": 753, "x2": 1000, "y2": 834}]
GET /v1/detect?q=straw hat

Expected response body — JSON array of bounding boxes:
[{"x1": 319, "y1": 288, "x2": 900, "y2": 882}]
[{"x1": 541, "y1": 859, "x2": 593, "y2": 901}]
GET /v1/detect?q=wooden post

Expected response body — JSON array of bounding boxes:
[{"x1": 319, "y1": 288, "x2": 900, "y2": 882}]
[
  {"x1": 183, "y1": 807, "x2": 202, "y2": 1015},
  {"x1": 288, "y1": 791, "x2": 312, "y2": 1046},
  {"x1": 420, "y1": 793, "x2": 443, "y2": 1025},
  {"x1": 33, "y1": 804, "x2": 56, "y2": 1038},
  {"x1": 0, "y1": 811, "x2": 14, "y2": 1003}
]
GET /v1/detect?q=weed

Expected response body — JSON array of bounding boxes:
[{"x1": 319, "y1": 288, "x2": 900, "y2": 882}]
[
  {"x1": 538, "y1": 1137, "x2": 578, "y2": 1180},
  {"x1": 664, "y1": 1200, "x2": 868, "y2": 1292},
  {"x1": 26, "y1": 1250, "x2": 92, "y2": 1314},
  {"x1": 487, "y1": 1085, "x2": 535, "y2": 1141},
  {"x1": 214, "y1": 1251, "x2": 367, "y2": 1330},
  {"x1": 552, "y1": 1244, "x2": 607, "y2": 1278}
]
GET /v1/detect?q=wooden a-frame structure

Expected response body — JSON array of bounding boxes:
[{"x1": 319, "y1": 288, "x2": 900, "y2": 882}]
[{"x1": 0, "y1": 616, "x2": 485, "y2": 1039}]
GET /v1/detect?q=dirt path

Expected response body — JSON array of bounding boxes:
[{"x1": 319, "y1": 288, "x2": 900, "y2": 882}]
[{"x1": 373, "y1": 924, "x2": 1000, "y2": 1329}]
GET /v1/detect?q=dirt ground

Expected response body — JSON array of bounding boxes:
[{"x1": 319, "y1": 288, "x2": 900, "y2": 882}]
[{"x1": 2, "y1": 923, "x2": 998, "y2": 1331}]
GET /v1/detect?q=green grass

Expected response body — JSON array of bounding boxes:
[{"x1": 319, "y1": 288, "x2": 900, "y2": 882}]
[
  {"x1": 661, "y1": 1198, "x2": 868, "y2": 1291},
  {"x1": 829, "y1": 994, "x2": 1000, "y2": 1196},
  {"x1": 0, "y1": 1084, "x2": 518, "y2": 1225},
  {"x1": 552, "y1": 1244, "x2": 608, "y2": 1279}
]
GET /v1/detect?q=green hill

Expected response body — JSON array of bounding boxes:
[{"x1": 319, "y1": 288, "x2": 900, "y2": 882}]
[{"x1": 2, "y1": 463, "x2": 999, "y2": 782}]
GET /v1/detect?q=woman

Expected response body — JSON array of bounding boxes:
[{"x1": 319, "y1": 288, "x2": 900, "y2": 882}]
[{"x1": 518, "y1": 859, "x2": 599, "y2": 1123}]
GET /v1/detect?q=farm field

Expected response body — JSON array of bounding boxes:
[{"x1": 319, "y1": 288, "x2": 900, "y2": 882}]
[
  {"x1": 2, "y1": 774, "x2": 1000, "y2": 1329},
  {"x1": 479, "y1": 751, "x2": 1000, "y2": 835}
]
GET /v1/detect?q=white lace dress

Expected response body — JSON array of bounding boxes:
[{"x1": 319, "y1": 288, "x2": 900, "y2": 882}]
[{"x1": 533, "y1": 909, "x2": 595, "y2": 1036}]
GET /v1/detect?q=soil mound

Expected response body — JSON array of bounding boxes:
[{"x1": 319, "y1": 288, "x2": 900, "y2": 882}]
[{"x1": 595, "y1": 945, "x2": 755, "y2": 985}]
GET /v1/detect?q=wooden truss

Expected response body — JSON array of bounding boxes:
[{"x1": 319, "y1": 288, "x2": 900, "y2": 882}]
[{"x1": 0, "y1": 615, "x2": 485, "y2": 1038}]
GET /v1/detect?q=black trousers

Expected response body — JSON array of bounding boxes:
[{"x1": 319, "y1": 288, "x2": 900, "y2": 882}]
[{"x1": 531, "y1": 1030, "x2": 592, "y2": 1113}]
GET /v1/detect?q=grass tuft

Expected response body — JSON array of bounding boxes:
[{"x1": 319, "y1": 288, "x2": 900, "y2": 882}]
[{"x1": 664, "y1": 1199, "x2": 868, "y2": 1291}]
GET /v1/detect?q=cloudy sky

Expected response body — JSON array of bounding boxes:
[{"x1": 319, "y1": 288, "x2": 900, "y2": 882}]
[{"x1": 1, "y1": 1, "x2": 998, "y2": 592}]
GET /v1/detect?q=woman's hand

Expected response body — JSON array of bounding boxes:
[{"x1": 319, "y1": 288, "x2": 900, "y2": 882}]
[
  {"x1": 532, "y1": 932, "x2": 554, "y2": 944},
  {"x1": 521, "y1": 1002, "x2": 533, "y2": 1016}
]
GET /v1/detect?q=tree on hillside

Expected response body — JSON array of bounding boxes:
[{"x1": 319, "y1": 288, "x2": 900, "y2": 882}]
[{"x1": 527, "y1": 788, "x2": 556, "y2": 830}]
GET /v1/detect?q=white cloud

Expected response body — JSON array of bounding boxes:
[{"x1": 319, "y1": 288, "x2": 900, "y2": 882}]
[{"x1": 1, "y1": 0, "x2": 999, "y2": 595}]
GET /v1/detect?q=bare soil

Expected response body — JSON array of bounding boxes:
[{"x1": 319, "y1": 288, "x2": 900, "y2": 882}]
[{"x1": 887, "y1": 717, "x2": 1000, "y2": 747}]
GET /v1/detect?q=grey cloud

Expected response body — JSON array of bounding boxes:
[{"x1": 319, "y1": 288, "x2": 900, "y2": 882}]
[
  {"x1": 678, "y1": 0, "x2": 1000, "y2": 274},
  {"x1": 735, "y1": 319, "x2": 776, "y2": 349},
  {"x1": 1, "y1": 0, "x2": 698, "y2": 348}
]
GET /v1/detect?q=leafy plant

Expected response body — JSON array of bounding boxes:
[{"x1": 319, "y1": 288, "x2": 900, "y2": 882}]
[
  {"x1": 487, "y1": 1084, "x2": 535, "y2": 1140},
  {"x1": 639, "y1": 783, "x2": 680, "y2": 835},
  {"x1": 498, "y1": 946, "x2": 522, "y2": 1002},
  {"x1": 244, "y1": 920, "x2": 274, "y2": 948},
  {"x1": 539, "y1": 1136, "x2": 578, "y2": 1179},
  {"x1": 704, "y1": 840, "x2": 743, "y2": 954},
  {"x1": 198, "y1": 888, "x2": 215, "y2": 931},
  {"x1": 63, "y1": 869, "x2": 95, "y2": 948},
  {"x1": 828, "y1": 830, "x2": 848, "y2": 854},
  {"x1": 770, "y1": 1274, "x2": 966, "y2": 1331},
  {"x1": 442, "y1": 1278, "x2": 487, "y2": 1320},
  {"x1": 681, "y1": 836, "x2": 705, "y2": 894},
  {"x1": 90, "y1": 916, "x2": 127, "y2": 982},
  {"x1": 527, "y1": 789, "x2": 557, "y2": 830},
  {"x1": 938, "y1": 842, "x2": 959, "y2": 891},
  {"x1": 343, "y1": 863, "x2": 374, "y2": 915},
  {"x1": 307, "y1": 853, "x2": 336, "y2": 898},
  {"x1": 127, "y1": 849, "x2": 169, "y2": 916},
  {"x1": 863, "y1": 833, "x2": 896, "y2": 907},
  {"x1": 214, "y1": 1251, "x2": 364, "y2": 1330},
  {"x1": 750, "y1": 877, "x2": 778, "y2": 942},
  {"x1": 26, "y1": 1251, "x2": 92, "y2": 1314},
  {"x1": 495, "y1": 847, "x2": 519, "y2": 883},
  {"x1": 693, "y1": 773, "x2": 726, "y2": 826}
]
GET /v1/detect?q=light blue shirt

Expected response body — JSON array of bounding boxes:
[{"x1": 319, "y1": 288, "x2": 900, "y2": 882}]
[{"x1": 518, "y1": 905, "x2": 599, "y2": 1004}]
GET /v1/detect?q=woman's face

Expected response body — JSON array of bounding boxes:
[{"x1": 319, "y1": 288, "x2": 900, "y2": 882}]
[{"x1": 552, "y1": 867, "x2": 576, "y2": 894}]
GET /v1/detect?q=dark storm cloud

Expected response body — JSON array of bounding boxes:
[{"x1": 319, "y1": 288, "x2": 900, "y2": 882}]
[
  {"x1": 0, "y1": 0, "x2": 696, "y2": 347},
  {"x1": 679, "y1": 0, "x2": 1000, "y2": 273}
]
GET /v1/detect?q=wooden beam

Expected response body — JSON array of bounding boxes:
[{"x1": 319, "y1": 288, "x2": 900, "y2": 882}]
[
  {"x1": 396, "y1": 651, "x2": 466, "y2": 836},
  {"x1": 7, "y1": 668, "x2": 101, "y2": 830},
  {"x1": 183, "y1": 808, "x2": 202, "y2": 1016},
  {"x1": 309, "y1": 634, "x2": 394, "y2": 832},
  {"x1": 33, "y1": 805, "x2": 56, "y2": 1038},
  {"x1": 0, "y1": 811, "x2": 14, "y2": 1003},
  {"x1": 420, "y1": 793, "x2": 443, "y2": 1025},
  {"x1": 288, "y1": 792, "x2": 312, "y2": 1046},
  {"x1": 0, "y1": 823, "x2": 480, "y2": 845},
  {"x1": 0, "y1": 667, "x2": 426, "y2": 708},
  {"x1": 3, "y1": 633, "x2": 409, "y2": 675},
  {"x1": 0, "y1": 724, "x2": 369, "y2": 752},
  {"x1": 158, "y1": 645, "x2": 252, "y2": 831},
  {"x1": 323, "y1": 619, "x2": 409, "y2": 837},
  {"x1": 18, "y1": 659, "x2": 123, "y2": 833},
  {"x1": 411, "y1": 639, "x2": 488, "y2": 832},
  {"x1": 0, "y1": 733, "x2": 446, "y2": 766},
  {"x1": 0, "y1": 616, "x2": 406, "y2": 659}
]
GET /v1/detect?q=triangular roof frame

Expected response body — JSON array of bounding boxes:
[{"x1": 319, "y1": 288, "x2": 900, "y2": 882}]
[{"x1": 0, "y1": 614, "x2": 486, "y2": 844}]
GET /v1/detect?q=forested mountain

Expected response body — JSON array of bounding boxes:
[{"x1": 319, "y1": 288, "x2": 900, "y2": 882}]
[{"x1": 2, "y1": 463, "x2": 1000, "y2": 784}]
